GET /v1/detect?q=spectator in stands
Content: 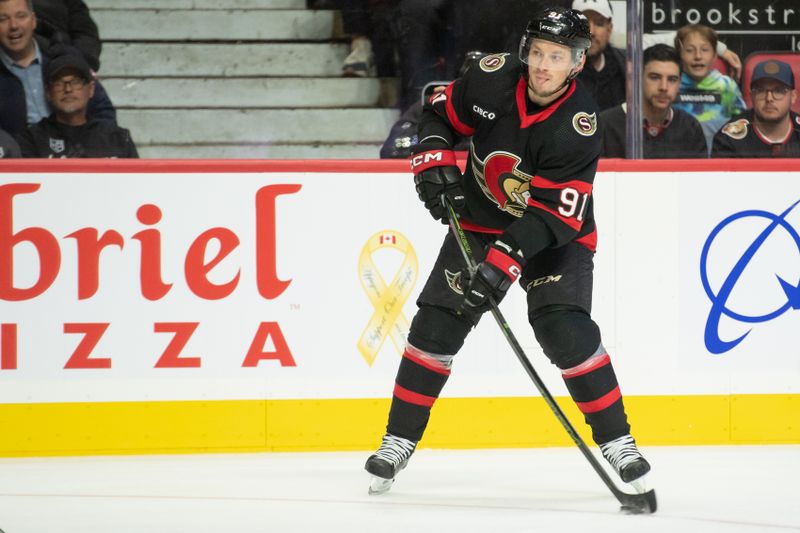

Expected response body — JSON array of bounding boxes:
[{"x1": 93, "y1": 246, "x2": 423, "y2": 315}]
[
  {"x1": 600, "y1": 44, "x2": 707, "y2": 158},
  {"x1": 17, "y1": 51, "x2": 137, "y2": 157},
  {"x1": 712, "y1": 59, "x2": 799, "y2": 158},
  {"x1": 380, "y1": 50, "x2": 484, "y2": 158},
  {"x1": 672, "y1": 23, "x2": 745, "y2": 152},
  {"x1": 33, "y1": 0, "x2": 101, "y2": 71},
  {"x1": 0, "y1": 0, "x2": 115, "y2": 136},
  {"x1": 339, "y1": 0, "x2": 396, "y2": 78},
  {"x1": 572, "y1": 0, "x2": 741, "y2": 112},
  {"x1": 0, "y1": 126, "x2": 21, "y2": 157},
  {"x1": 572, "y1": 0, "x2": 624, "y2": 111}
]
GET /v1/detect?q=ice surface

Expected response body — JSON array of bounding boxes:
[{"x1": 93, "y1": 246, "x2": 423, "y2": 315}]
[{"x1": 0, "y1": 446, "x2": 797, "y2": 533}]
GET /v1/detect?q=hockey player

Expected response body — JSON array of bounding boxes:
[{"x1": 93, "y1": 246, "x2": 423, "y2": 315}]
[{"x1": 365, "y1": 7, "x2": 651, "y2": 495}]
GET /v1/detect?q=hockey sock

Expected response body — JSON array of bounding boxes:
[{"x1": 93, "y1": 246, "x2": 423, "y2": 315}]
[
  {"x1": 560, "y1": 347, "x2": 631, "y2": 444},
  {"x1": 386, "y1": 344, "x2": 452, "y2": 442}
]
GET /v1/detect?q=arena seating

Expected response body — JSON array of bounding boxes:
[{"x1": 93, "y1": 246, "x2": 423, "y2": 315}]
[{"x1": 87, "y1": 0, "x2": 400, "y2": 158}]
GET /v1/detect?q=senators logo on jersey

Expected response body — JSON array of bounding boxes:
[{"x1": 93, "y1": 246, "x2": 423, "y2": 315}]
[
  {"x1": 722, "y1": 118, "x2": 749, "y2": 140},
  {"x1": 572, "y1": 112, "x2": 597, "y2": 136},
  {"x1": 471, "y1": 150, "x2": 532, "y2": 218},
  {"x1": 479, "y1": 53, "x2": 509, "y2": 73}
]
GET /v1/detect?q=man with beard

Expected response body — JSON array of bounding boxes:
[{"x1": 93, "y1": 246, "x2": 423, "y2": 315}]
[
  {"x1": 712, "y1": 59, "x2": 800, "y2": 157},
  {"x1": 600, "y1": 44, "x2": 707, "y2": 158}
]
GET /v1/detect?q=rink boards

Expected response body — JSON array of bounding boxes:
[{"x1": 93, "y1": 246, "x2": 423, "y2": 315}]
[{"x1": 0, "y1": 159, "x2": 798, "y2": 456}]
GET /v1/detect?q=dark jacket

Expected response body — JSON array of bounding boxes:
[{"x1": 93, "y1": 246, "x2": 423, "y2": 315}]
[
  {"x1": 600, "y1": 104, "x2": 708, "y2": 159},
  {"x1": 0, "y1": 40, "x2": 115, "y2": 136},
  {"x1": 0, "y1": 128, "x2": 21, "y2": 158},
  {"x1": 33, "y1": 0, "x2": 101, "y2": 70},
  {"x1": 17, "y1": 115, "x2": 138, "y2": 158},
  {"x1": 578, "y1": 46, "x2": 626, "y2": 112}
]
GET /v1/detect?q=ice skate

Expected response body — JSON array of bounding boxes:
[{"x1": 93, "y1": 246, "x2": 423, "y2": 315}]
[
  {"x1": 364, "y1": 433, "x2": 416, "y2": 495},
  {"x1": 599, "y1": 434, "x2": 651, "y2": 493}
]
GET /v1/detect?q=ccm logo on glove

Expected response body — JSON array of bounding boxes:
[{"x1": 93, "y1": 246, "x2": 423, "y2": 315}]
[{"x1": 410, "y1": 150, "x2": 458, "y2": 172}]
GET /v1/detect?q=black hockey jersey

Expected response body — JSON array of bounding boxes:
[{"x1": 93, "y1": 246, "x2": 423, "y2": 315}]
[
  {"x1": 711, "y1": 111, "x2": 800, "y2": 158},
  {"x1": 418, "y1": 53, "x2": 600, "y2": 252}
]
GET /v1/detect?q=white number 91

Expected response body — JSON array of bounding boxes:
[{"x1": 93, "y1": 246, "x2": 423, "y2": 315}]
[{"x1": 558, "y1": 187, "x2": 589, "y2": 221}]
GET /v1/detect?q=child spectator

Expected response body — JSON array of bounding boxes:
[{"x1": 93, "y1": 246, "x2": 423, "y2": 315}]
[{"x1": 672, "y1": 23, "x2": 745, "y2": 152}]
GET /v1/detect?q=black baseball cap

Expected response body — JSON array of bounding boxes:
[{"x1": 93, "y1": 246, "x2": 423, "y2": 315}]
[{"x1": 45, "y1": 53, "x2": 93, "y2": 84}]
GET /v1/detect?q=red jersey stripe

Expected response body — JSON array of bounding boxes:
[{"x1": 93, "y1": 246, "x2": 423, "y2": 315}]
[
  {"x1": 516, "y1": 78, "x2": 577, "y2": 128},
  {"x1": 393, "y1": 383, "x2": 437, "y2": 407},
  {"x1": 527, "y1": 198, "x2": 583, "y2": 231},
  {"x1": 575, "y1": 229, "x2": 598, "y2": 252},
  {"x1": 531, "y1": 175, "x2": 593, "y2": 195},
  {"x1": 460, "y1": 219, "x2": 504, "y2": 234},
  {"x1": 575, "y1": 386, "x2": 622, "y2": 414}
]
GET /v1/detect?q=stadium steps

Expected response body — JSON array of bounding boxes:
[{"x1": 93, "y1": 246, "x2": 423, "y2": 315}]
[{"x1": 87, "y1": 0, "x2": 398, "y2": 158}]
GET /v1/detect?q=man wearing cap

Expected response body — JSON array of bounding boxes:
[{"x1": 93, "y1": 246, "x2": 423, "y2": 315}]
[
  {"x1": 17, "y1": 51, "x2": 137, "y2": 158},
  {"x1": 571, "y1": 0, "x2": 741, "y2": 112},
  {"x1": 0, "y1": 0, "x2": 114, "y2": 136},
  {"x1": 570, "y1": 0, "x2": 625, "y2": 110},
  {"x1": 712, "y1": 60, "x2": 799, "y2": 158}
]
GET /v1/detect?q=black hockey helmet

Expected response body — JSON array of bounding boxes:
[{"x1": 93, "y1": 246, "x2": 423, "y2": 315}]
[{"x1": 519, "y1": 7, "x2": 592, "y2": 64}]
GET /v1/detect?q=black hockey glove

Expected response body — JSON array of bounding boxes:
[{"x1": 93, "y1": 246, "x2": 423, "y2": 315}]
[
  {"x1": 463, "y1": 237, "x2": 525, "y2": 314},
  {"x1": 410, "y1": 145, "x2": 465, "y2": 222}
]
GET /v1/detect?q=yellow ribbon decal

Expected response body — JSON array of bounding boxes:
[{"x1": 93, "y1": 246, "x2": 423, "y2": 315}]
[{"x1": 357, "y1": 230, "x2": 418, "y2": 366}]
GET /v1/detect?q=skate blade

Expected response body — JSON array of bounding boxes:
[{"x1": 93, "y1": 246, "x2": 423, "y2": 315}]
[
  {"x1": 368, "y1": 476, "x2": 395, "y2": 495},
  {"x1": 627, "y1": 473, "x2": 650, "y2": 494}
]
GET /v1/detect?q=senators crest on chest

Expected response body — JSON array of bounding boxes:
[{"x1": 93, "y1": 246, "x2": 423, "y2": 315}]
[{"x1": 470, "y1": 148, "x2": 532, "y2": 218}]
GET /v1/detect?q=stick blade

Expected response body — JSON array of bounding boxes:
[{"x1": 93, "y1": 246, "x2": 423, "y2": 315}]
[{"x1": 618, "y1": 489, "x2": 657, "y2": 514}]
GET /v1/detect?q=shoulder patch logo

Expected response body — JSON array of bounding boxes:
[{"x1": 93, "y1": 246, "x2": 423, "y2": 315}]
[
  {"x1": 479, "y1": 53, "x2": 508, "y2": 73},
  {"x1": 572, "y1": 112, "x2": 597, "y2": 136},
  {"x1": 722, "y1": 118, "x2": 749, "y2": 140}
]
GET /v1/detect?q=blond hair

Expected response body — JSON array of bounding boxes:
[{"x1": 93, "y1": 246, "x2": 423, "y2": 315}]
[{"x1": 674, "y1": 24, "x2": 718, "y2": 54}]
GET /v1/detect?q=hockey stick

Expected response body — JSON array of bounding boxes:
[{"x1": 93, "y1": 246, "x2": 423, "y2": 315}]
[{"x1": 441, "y1": 195, "x2": 657, "y2": 514}]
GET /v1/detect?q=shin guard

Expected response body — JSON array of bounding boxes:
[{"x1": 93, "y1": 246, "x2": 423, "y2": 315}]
[
  {"x1": 386, "y1": 344, "x2": 452, "y2": 441},
  {"x1": 560, "y1": 346, "x2": 631, "y2": 444}
]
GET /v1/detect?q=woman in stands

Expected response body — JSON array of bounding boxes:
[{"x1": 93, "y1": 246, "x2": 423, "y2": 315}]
[{"x1": 672, "y1": 24, "x2": 746, "y2": 153}]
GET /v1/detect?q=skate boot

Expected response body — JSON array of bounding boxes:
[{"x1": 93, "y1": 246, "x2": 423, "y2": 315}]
[
  {"x1": 599, "y1": 434, "x2": 651, "y2": 491},
  {"x1": 364, "y1": 433, "x2": 417, "y2": 495}
]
